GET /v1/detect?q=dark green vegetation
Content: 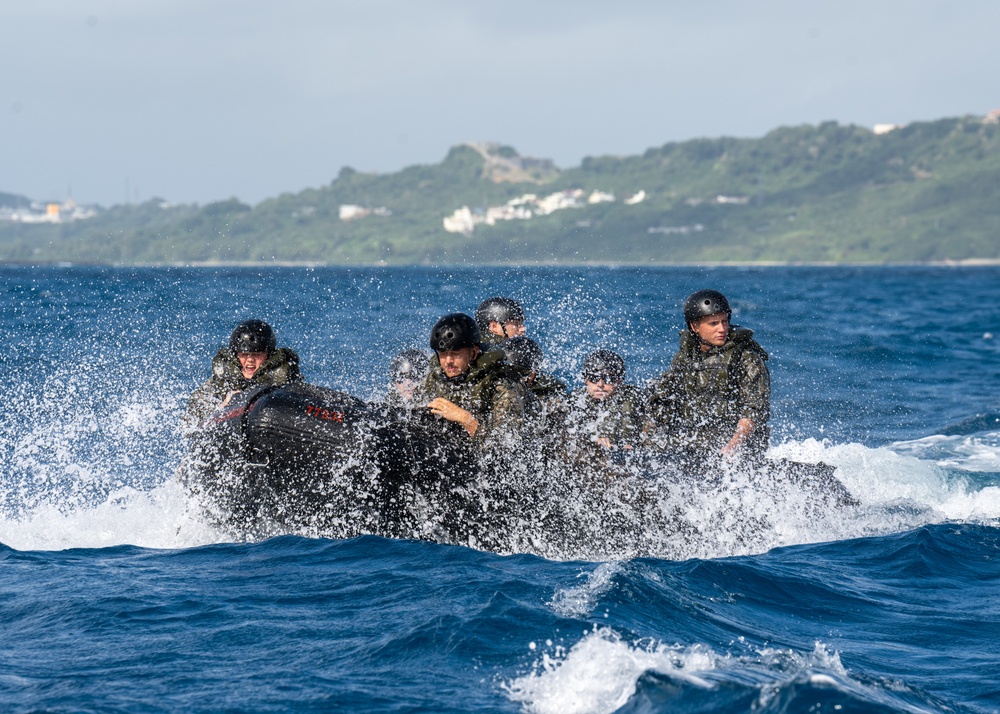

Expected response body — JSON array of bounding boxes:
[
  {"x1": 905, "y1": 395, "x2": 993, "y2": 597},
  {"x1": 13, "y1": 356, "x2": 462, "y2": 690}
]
[{"x1": 3, "y1": 116, "x2": 999, "y2": 265}]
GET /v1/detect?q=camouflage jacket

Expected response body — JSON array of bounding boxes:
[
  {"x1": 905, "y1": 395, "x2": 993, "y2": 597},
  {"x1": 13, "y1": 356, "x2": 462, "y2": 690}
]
[
  {"x1": 563, "y1": 383, "x2": 646, "y2": 448},
  {"x1": 529, "y1": 372, "x2": 569, "y2": 403},
  {"x1": 480, "y1": 331, "x2": 506, "y2": 348},
  {"x1": 515, "y1": 371, "x2": 569, "y2": 438},
  {"x1": 416, "y1": 348, "x2": 528, "y2": 447},
  {"x1": 183, "y1": 347, "x2": 302, "y2": 429},
  {"x1": 648, "y1": 326, "x2": 770, "y2": 455}
]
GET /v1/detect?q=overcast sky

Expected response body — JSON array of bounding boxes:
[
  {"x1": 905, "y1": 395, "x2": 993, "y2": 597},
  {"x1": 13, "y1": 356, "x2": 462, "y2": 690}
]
[{"x1": 2, "y1": 1, "x2": 998, "y2": 207}]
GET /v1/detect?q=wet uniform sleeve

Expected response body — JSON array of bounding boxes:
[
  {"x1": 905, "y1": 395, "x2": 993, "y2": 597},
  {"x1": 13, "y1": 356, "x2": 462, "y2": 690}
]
[
  {"x1": 476, "y1": 379, "x2": 528, "y2": 445},
  {"x1": 646, "y1": 373, "x2": 671, "y2": 424},
  {"x1": 647, "y1": 354, "x2": 684, "y2": 426},
  {"x1": 182, "y1": 377, "x2": 227, "y2": 432},
  {"x1": 737, "y1": 351, "x2": 770, "y2": 427},
  {"x1": 614, "y1": 387, "x2": 648, "y2": 445}
]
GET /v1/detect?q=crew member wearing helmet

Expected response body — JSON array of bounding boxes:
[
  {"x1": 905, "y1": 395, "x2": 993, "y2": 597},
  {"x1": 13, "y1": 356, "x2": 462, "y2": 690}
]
[
  {"x1": 385, "y1": 348, "x2": 430, "y2": 408},
  {"x1": 183, "y1": 319, "x2": 302, "y2": 430},
  {"x1": 475, "y1": 297, "x2": 526, "y2": 346},
  {"x1": 500, "y1": 336, "x2": 568, "y2": 422},
  {"x1": 564, "y1": 349, "x2": 646, "y2": 450},
  {"x1": 648, "y1": 290, "x2": 770, "y2": 462},
  {"x1": 419, "y1": 312, "x2": 528, "y2": 444}
]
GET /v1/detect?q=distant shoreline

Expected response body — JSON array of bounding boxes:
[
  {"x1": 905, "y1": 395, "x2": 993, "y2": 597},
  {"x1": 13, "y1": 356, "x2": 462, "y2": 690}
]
[{"x1": 3, "y1": 259, "x2": 999, "y2": 269}]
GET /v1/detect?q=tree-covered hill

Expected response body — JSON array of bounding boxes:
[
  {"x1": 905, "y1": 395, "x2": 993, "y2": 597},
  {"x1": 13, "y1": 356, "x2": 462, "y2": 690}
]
[{"x1": 3, "y1": 116, "x2": 999, "y2": 265}]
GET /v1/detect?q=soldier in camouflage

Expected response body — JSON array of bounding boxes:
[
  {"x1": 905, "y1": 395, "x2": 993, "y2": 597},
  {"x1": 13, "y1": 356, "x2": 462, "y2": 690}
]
[
  {"x1": 498, "y1": 336, "x2": 568, "y2": 429},
  {"x1": 183, "y1": 319, "x2": 302, "y2": 431},
  {"x1": 418, "y1": 312, "x2": 529, "y2": 448},
  {"x1": 564, "y1": 349, "x2": 646, "y2": 450},
  {"x1": 385, "y1": 348, "x2": 431, "y2": 409},
  {"x1": 475, "y1": 297, "x2": 526, "y2": 347},
  {"x1": 648, "y1": 290, "x2": 770, "y2": 462}
]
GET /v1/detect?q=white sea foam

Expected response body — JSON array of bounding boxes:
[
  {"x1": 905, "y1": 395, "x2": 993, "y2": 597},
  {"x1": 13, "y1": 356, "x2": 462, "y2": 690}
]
[
  {"x1": 771, "y1": 437, "x2": 1000, "y2": 524},
  {"x1": 504, "y1": 627, "x2": 716, "y2": 714},
  {"x1": 770, "y1": 438, "x2": 948, "y2": 504},
  {"x1": 891, "y1": 432, "x2": 1000, "y2": 474},
  {"x1": 0, "y1": 479, "x2": 223, "y2": 552},
  {"x1": 504, "y1": 629, "x2": 863, "y2": 714},
  {"x1": 549, "y1": 562, "x2": 623, "y2": 618}
]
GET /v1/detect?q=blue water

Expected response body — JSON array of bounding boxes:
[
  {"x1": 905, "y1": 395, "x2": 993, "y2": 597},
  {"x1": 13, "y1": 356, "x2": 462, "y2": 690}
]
[{"x1": 1, "y1": 266, "x2": 999, "y2": 712}]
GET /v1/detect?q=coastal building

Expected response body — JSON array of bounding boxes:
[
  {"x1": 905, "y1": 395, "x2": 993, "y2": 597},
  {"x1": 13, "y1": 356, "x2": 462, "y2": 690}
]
[
  {"x1": 339, "y1": 204, "x2": 391, "y2": 221},
  {"x1": 587, "y1": 190, "x2": 615, "y2": 204},
  {"x1": 1, "y1": 198, "x2": 97, "y2": 224},
  {"x1": 442, "y1": 187, "x2": 645, "y2": 235},
  {"x1": 443, "y1": 206, "x2": 476, "y2": 235}
]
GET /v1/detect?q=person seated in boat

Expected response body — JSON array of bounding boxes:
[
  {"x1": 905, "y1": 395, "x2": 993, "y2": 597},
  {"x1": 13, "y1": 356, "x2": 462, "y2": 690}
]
[
  {"x1": 182, "y1": 319, "x2": 302, "y2": 430},
  {"x1": 564, "y1": 349, "x2": 646, "y2": 451},
  {"x1": 418, "y1": 312, "x2": 529, "y2": 446},
  {"x1": 499, "y1": 336, "x2": 568, "y2": 427},
  {"x1": 385, "y1": 348, "x2": 430, "y2": 408},
  {"x1": 647, "y1": 289, "x2": 770, "y2": 464},
  {"x1": 475, "y1": 297, "x2": 526, "y2": 347}
]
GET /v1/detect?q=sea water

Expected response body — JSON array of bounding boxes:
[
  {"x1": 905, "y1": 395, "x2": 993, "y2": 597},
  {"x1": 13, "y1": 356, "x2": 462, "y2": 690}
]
[{"x1": 1, "y1": 265, "x2": 998, "y2": 712}]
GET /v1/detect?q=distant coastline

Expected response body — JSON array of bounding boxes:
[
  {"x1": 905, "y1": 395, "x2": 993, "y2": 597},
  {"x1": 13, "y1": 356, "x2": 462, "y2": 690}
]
[
  {"x1": 4, "y1": 259, "x2": 999, "y2": 270},
  {"x1": 3, "y1": 115, "x2": 999, "y2": 266}
]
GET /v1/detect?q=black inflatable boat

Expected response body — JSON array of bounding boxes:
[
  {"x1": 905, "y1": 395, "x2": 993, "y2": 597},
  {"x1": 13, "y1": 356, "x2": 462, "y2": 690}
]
[{"x1": 179, "y1": 382, "x2": 859, "y2": 551}]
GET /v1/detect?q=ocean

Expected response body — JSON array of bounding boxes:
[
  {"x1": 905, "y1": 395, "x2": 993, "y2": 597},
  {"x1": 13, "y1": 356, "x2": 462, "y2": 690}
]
[{"x1": 1, "y1": 265, "x2": 998, "y2": 713}]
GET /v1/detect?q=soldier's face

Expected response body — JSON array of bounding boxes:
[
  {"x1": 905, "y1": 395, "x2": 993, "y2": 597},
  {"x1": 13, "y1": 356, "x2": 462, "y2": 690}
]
[
  {"x1": 691, "y1": 313, "x2": 730, "y2": 349},
  {"x1": 503, "y1": 320, "x2": 525, "y2": 338},
  {"x1": 489, "y1": 320, "x2": 525, "y2": 338},
  {"x1": 585, "y1": 377, "x2": 618, "y2": 401},
  {"x1": 437, "y1": 347, "x2": 479, "y2": 377},
  {"x1": 238, "y1": 351, "x2": 268, "y2": 378},
  {"x1": 395, "y1": 378, "x2": 418, "y2": 401}
]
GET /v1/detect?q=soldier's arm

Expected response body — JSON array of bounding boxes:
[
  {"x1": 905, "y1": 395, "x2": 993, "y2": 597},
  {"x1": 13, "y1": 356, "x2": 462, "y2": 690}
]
[
  {"x1": 737, "y1": 351, "x2": 771, "y2": 427},
  {"x1": 181, "y1": 377, "x2": 227, "y2": 433},
  {"x1": 427, "y1": 397, "x2": 479, "y2": 437},
  {"x1": 722, "y1": 352, "x2": 770, "y2": 456},
  {"x1": 479, "y1": 380, "x2": 527, "y2": 442},
  {"x1": 721, "y1": 418, "x2": 755, "y2": 457}
]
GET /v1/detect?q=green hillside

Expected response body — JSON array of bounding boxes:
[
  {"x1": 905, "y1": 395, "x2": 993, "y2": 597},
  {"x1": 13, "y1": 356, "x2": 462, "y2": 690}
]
[{"x1": 3, "y1": 115, "x2": 999, "y2": 265}]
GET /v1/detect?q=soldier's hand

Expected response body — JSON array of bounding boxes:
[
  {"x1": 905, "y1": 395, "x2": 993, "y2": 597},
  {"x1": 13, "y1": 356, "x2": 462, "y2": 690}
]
[{"x1": 427, "y1": 398, "x2": 479, "y2": 436}]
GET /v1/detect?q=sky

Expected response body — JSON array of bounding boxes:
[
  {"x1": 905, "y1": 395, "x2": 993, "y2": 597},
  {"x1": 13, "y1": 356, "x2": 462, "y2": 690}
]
[{"x1": 2, "y1": 0, "x2": 999, "y2": 207}]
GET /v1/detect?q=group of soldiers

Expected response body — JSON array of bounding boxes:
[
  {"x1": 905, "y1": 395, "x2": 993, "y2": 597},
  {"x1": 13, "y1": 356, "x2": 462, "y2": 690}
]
[{"x1": 184, "y1": 289, "x2": 772, "y2": 474}]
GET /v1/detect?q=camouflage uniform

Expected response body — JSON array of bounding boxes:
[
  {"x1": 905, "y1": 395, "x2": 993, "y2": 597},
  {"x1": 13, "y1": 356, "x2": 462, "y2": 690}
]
[
  {"x1": 564, "y1": 383, "x2": 647, "y2": 449},
  {"x1": 183, "y1": 347, "x2": 302, "y2": 429},
  {"x1": 480, "y1": 331, "x2": 505, "y2": 348},
  {"x1": 527, "y1": 372, "x2": 569, "y2": 425},
  {"x1": 648, "y1": 326, "x2": 770, "y2": 458},
  {"x1": 416, "y1": 348, "x2": 529, "y2": 448}
]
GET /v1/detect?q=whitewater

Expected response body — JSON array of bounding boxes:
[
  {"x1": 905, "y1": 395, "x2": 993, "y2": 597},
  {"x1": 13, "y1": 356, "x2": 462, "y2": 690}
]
[{"x1": 1, "y1": 265, "x2": 998, "y2": 712}]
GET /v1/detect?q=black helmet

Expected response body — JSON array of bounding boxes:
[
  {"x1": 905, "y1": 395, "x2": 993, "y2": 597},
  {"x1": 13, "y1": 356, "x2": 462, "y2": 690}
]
[
  {"x1": 581, "y1": 349, "x2": 625, "y2": 384},
  {"x1": 683, "y1": 290, "x2": 732, "y2": 325},
  {"x1": 475, "y1": 297, "x2": 525, "y2": 333},
  {"x1": 229, "y1": 319, "x2": 276, "y2": 355},
  {"x1": 500, "y1": 336, "x2": 543, "y2": 373},
  {"x1": 390, "y1": 349, "x2": 430, "y2": 382},
  {"x1": 430, "y1": 313, "x2": 481, "y2": 352}
]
